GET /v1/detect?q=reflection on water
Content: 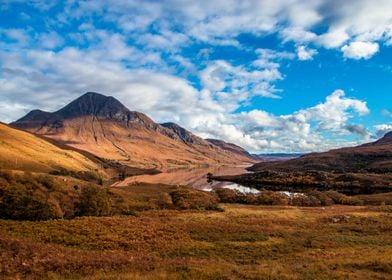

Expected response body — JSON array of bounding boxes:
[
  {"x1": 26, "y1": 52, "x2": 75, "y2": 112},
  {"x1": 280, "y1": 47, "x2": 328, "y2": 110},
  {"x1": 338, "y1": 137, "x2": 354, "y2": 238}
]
[{"x1": 112, "y1": 165, "x2": 259, "y2": 193}]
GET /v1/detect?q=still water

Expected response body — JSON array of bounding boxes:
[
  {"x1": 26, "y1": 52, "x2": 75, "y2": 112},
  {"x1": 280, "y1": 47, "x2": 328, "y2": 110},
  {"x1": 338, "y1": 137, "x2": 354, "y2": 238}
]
[{"x1": 112, "y1": 165, "x2": 260, "y2": 193}]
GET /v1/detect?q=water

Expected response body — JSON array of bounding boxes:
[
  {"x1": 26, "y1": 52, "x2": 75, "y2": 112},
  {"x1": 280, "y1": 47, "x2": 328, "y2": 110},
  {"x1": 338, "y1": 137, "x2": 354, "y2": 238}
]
[{"x1": 112, "y1": 165, "x2": 260, "y2": 194}]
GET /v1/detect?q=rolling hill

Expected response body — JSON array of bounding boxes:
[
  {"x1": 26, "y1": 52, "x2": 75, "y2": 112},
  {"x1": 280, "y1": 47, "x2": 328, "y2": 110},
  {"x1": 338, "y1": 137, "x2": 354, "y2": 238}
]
[
  {"x1": 0, "y1": 122, "x2": 106, "y2": 175},
  {"x1": 248, "y1": 132, "x2": 392, "y2": 173},
  {"x1": 214, "y1": 132, "x2": 392, "y2": 194},
  {"x1": 12, "y1": 92, "x2": 255, "y2": 170}
]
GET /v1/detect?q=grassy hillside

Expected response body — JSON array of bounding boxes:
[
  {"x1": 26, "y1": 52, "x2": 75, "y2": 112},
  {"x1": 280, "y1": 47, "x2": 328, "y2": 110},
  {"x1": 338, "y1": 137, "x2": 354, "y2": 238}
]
[{"x1": 0, "y1": 123, "x2": 105, "y2": 175}]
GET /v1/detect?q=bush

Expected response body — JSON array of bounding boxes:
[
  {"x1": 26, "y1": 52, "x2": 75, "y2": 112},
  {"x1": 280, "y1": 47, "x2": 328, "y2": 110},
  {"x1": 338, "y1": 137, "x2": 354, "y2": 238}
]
[
  {"x1": 307, "y1": 190, "x2": 334, "y2": 206},
  {"x1": 170, "y1": 188, "x2": 219, "y2": 210},
  {"x1": 215, "y1": 188, "x2": 246, "y2": 203},
  {"x1": 0, "y1": 170, "x2": 14, "y2": 182},
  {"x1": 0, "y1": 184, "x2": 55, "y2": 221},
  {"x1": 37, "y1": 175, "x2": 60, "y2": 191},
  {"x1": 290, "y1": 194, "x2": 321, "y2": 207},
  {"x1": 256, "y1": 191, "x2": 289, "y2": 205},
  {"x1": 152, "y1": 192, "x2": 173, "y2": 209},
  {"x1": 77, "y1": 185, "x2": 112, "y2": 216},
  {"x1": 324, "y1": 191, "x2": 363, "y2": 205},
  {"x1": 324, "y1": 191, "x2": 347, "y2": 204}
]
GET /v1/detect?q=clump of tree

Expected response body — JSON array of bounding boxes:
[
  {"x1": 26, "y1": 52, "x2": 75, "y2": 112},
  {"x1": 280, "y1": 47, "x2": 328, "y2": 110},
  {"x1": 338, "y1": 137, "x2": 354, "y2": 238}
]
[
  {"x1": 170, "y1": 188, "x2": 220, "y2": 210},
  {"x1": 0, "y1": 171, "x2": 112, "y2": 221},
  {"x1": 214, "y1": 188, "x2": 364, "y2": 207},
  {"x1": 77, "y1": 185, "x2": 111, "y2": 216},
  {"x1": 0, "y1": 171, "x2": 60, "y2": 220}
]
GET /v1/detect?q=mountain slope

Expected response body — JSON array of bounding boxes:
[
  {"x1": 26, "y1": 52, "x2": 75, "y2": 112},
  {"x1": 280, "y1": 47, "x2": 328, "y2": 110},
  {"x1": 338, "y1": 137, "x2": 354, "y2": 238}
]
[
  {"x1": 0, "y1": 122, "x2": 106, "y2": 174},
  {"x1": 161, "y1": 122, "x2": 211, "y2": 146},
  {"x1": 12, "y1": 92, "x2": 255, "y2": 170},
  {"x1": 206, "y1": 139, "x2": 252, "y2": 158},
  {"x1": 214, "y1": 132, "x2": 392, "y2": 194},
  {"x1": 249, "y1": 132, "x2": 392, "y2": 173}
]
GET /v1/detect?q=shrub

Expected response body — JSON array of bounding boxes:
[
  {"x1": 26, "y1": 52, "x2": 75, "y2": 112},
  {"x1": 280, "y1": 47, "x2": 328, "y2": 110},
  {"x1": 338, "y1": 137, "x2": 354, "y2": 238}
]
[
  {"x1": 0, "y1": 184, "x2": 55, "y2": 221},
  {"x1": 77, "y1": 185, "x2": 112, "y2": 216},
  {"x1": 0, "y1": 170, "x2": 14, "y2": 182},
  {"x1": 324, "y1": 191, "x2": 347, "y2": 204},
  {"x1": 170, "y1": 188, "x2": 219, "y2": 210},
  {"x1": 153, "y1": 192, "x2": 174, "y2": 209},
  {"x1": 37, "y1": 175, "x2": 60, "y2": 191},
  {"x1": 215, "y1": 188, "x2": 245, "y2": 203},
  {"x1": 256, "y1": 191, "x2": 289, "y2": 205},
  {"x1": 307, "y1": 190, "x2": 334, "y2": 206},
  {"x1": 289, "y1": 194, "x2": 321, "y2": 207},
  {"x1": 324, "y1": 191, "x2": 363, "y2": 205}
]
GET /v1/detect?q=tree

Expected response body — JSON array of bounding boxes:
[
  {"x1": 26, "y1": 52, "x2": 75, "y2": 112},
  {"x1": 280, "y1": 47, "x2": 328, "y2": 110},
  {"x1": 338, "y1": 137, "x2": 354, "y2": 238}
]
[{"x1": 78, "y1": 185, "x2": 111, "y2": 216}]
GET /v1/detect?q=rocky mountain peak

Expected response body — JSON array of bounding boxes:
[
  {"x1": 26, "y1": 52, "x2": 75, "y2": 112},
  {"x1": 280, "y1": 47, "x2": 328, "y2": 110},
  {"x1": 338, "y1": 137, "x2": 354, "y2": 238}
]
[{"x1": 56, "y1": 92, "x2": 129, "y2": 119}]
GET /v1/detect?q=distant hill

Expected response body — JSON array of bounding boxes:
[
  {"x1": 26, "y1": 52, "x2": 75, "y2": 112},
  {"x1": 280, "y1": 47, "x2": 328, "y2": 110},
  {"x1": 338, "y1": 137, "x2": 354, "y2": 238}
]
[
  {"x1": 249, "y1": 133, "x2": 392, "y2": 173},
  {"x1": 0, "y1": 122, "x2": 105, "y2": 175},
  {"x1": 214, "y1": 132, "x2": 392, "y2": 194},
  {"x1": 12, "y1": 92, "x2": 255, "y2": 170},
  {"x1": 256, "y1": 153, "x2": 304, "y2": 158}
]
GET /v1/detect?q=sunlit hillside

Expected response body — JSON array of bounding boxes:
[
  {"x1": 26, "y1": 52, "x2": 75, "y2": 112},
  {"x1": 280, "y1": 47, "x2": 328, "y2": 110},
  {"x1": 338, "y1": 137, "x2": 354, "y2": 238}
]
[{"x1": 0, "y1": 123, "x2": 105, "y2": 174}]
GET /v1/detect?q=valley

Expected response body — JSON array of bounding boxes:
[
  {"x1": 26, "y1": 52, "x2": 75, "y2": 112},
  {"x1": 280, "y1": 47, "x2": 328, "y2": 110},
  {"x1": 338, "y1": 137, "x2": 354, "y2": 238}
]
[{"x1": 1, "y1": 92, "x2": 392, "y2": 279}]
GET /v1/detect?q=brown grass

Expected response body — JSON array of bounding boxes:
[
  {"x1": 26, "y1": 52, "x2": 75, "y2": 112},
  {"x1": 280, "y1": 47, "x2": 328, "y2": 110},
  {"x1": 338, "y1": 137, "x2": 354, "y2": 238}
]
[
  {"x1": 0, "y1": 204, "x2": 391, "y2": 279},
  {"x1": 0, "y1": 123, "x2": 106, "y2": 175}
]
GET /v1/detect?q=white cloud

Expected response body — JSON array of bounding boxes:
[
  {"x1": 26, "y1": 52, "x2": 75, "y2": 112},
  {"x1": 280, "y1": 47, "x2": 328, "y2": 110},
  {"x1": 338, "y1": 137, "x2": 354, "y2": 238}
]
[
  {"x1": 2, "y1": 28, "x2": 30, "y2": 45},
  {"x1": 341, "y1": 41, "x2": 379, "y2": 60},
  {"x1": 194, "y1": 89, "x2": 371, "y2": 152},
  {"x1": 374, "y1": 124, "x2": 392, "y2": 137},
  {"x1": 199, "y1": 54, "x2": 285, "y2": 105},
  {"x1": 316, "y1": 29, "x2": 350, "y2": 49},
  {"x1": 38, "y1": 32, "x2": 64, "y2": 49},
  {"x1": 1, "y1": 0, "x2": 390, "y2": 152},
  {"x1": 297, "y1": 46, "x2": 317, "y2": 60},
  {"x1": 280, "y1": 27, "x2": 317, "y2": 43}
]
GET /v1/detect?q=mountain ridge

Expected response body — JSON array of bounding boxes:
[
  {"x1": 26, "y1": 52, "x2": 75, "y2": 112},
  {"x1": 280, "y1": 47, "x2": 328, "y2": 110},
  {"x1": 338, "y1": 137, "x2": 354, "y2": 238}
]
[{"x1": 12, "y1": 92, "x2": 256, "y2": 170}]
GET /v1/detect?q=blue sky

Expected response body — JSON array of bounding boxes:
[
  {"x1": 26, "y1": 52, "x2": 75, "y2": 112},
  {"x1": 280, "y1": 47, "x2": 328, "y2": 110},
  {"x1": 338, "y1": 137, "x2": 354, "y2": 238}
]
[{"x1": 0, "y1": 0, "x2": 392, "y2": 153}]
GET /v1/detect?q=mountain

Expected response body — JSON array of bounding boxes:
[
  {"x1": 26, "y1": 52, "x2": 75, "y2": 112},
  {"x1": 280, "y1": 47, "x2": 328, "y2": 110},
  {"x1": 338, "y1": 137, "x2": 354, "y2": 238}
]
[
  {"x1": 206, "y1": 139, "x2": 252, "y2": 158},
  {"x1": 161, "y1": 122, "x2": 213, "y2": 146},
  {"x1": 0, "y1": 122, "x2": 106, "y2": 175},
  {"x1": 249, "y1": 132, "x2": 392, "y2": 173},
  {"x1": 366, "y1": 131, "x2": 392, "y2": 146},
  {"x1": 12, "y1": 92, "x2": 255, "y2": 170},
  {"x1": 214, "y1": 132, "x2": 392, "y2": 194}
]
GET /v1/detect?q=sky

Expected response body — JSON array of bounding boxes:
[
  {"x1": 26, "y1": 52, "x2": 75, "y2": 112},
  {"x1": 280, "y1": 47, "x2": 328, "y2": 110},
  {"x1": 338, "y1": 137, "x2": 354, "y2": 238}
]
[{"x1": 0, "y1": 0, "x2": 392, "y2": 153}]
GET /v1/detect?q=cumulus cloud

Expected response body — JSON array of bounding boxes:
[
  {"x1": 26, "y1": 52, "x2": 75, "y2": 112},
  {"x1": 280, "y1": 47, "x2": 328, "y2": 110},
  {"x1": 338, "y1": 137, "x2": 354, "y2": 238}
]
[
  {"x1": 341, "y1": 41, "x2": 380, "y2": 59},
  {"x1": 38, "y1": 32, "x2": 64, "y2": 49},
  {"x1": 296, "y1": 46, "x2": 317, "y2": 60},
  {"x1": 374, "y1": 124, "x2": 392, "y2": 137},
  {"x1": 200, "y1": 56, "x2": 284, "y2": 104},
  {"x1": 194, "y1": 90, "x2": 371, "y2": 152}
]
